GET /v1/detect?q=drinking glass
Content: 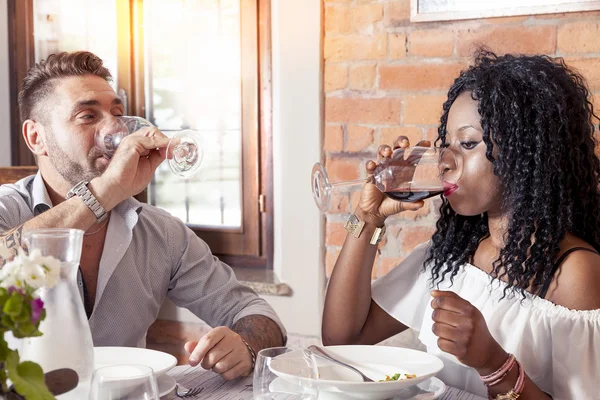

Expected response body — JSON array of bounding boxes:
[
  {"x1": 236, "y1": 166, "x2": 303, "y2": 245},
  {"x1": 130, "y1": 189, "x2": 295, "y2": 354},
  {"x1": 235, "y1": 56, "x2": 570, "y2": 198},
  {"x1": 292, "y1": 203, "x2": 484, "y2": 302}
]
[
  {"x1": 88, "y1": 365, "x2": 159, "y2": 400},
  {"x1": 19, "y1": 228, "x2": 95, "y2": 398},
  {"x1": 311, "y1": 146, "x2": 459, "y2": 212},
  {"x1": 253, "y1": 347, "x2": 319, "y2": 399},
  {"x1": 94, "y1": 116, "x2": 203, "y2": 178}
]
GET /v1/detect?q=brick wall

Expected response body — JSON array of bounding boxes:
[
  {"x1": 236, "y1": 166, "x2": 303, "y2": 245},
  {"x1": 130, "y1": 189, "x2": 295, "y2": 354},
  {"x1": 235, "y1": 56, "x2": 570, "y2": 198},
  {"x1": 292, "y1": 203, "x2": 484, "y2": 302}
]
[{"x1": 322, "y1": 0, "x2": 600, "y2": 278}]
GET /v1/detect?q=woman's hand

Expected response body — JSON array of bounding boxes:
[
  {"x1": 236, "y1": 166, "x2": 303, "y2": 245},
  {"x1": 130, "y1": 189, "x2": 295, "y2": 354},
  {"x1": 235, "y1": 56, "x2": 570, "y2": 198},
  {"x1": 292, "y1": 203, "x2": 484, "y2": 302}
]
[
  {"x1": 431, "y1": 290, "x2": 508, "y2": 373},
  {"x1": 355, "y1": 136, "x2": 428, "y2": 226}
]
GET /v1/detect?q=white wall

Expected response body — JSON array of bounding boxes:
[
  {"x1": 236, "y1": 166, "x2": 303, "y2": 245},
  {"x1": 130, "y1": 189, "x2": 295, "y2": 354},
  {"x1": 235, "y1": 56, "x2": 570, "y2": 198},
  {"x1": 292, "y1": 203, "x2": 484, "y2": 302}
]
[
  {"x1": 159, "y1": 0, "x2": 325, "y2": 337},
  {"x1": 0, "y1": 0, "x2": 12, "y2": 166}
]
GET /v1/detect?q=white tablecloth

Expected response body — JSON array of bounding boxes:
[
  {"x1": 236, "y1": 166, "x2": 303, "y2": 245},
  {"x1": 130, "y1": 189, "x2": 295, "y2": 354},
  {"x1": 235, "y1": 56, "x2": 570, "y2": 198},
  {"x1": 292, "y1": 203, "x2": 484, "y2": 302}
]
[{"x1": 162, "y1": 365, "x2": 486, "y2": 400}]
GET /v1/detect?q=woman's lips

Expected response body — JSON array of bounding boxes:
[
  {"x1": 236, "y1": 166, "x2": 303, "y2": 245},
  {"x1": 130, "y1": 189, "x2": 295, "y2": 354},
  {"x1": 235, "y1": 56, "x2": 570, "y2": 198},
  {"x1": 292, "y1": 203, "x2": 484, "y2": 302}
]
[{"x1": 443, "y1": 182, "x2": 458, "y2": 197}]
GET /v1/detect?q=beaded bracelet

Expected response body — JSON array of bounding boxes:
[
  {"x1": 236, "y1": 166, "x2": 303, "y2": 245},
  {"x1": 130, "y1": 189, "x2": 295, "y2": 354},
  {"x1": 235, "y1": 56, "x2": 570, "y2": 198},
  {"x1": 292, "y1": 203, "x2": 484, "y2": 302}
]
[
  {"x1": 480, "y1": 354, "x2": 516, "y2": 386},
  {"x1": 241, "y1": 337, "x2": 256, "y2": 370}
]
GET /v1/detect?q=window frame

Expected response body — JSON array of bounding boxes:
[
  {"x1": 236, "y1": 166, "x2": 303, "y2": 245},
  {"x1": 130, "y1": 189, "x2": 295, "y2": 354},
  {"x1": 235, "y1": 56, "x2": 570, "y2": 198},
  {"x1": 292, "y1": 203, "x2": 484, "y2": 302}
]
[
  {"x1": 411, "y1": 0, "x2": 600, "y2": 22},
  {"x1": 7, "y1": 0, "x2": 273, "y2": 269}
]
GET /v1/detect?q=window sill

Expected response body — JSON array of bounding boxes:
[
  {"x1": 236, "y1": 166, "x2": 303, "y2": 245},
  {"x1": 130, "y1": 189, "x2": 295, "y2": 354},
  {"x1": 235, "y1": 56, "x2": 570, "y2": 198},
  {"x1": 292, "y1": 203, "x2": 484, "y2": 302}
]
[{"x1": 232, "y1": 267, "x2": 293, "y2": 296}]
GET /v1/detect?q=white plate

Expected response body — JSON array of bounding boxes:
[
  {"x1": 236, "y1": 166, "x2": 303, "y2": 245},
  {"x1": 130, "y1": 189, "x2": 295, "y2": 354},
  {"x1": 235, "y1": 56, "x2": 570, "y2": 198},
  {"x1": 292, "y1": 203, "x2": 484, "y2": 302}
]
[
  {"x1": 269, "y1": 345, "x2": 444, "y2": 400},
  {"x1": 94, "y1": 347, "x2": 177, "y2": 377},
  {"x1": 270, "y1": 376, "x2": 446, "y2": 400},
  {"x1": 157, "y1": 374, "x2": 177, "y2": 397}
]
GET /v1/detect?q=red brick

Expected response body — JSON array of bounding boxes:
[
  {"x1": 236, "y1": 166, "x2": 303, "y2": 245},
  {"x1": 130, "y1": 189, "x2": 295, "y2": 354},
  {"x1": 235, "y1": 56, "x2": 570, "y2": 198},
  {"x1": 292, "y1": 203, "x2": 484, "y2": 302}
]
[
  {"x1": 326, "y1": 97, "x2": 402, "y2": 124},
  {"x1": 379, "y1": 257, "x2": 404, "y2": 277},
  {"x1": 327, "y1": 192, "x2": 351, "y2": 214},
  {"x1": 352, "y1": 4, "x2": 384, "y2": 33},
  {"x1": 324, "y1": 124, "x2": 344, "y2": 152},
  {"x1": 484, "y1": 15, "x2": 531, "y2": 25},
  {"x1": 384, "y1": 0, "x2": 410, "y2": 28},
  {"x1": 349, "y1": 64, "x2": 377, "y2": 90},
  {"x1": 389, "y1": 33, "x2": 407, "y2": 59},
  {"x1": 380, "y1": 127, "x2": 423, "y2": 147},
  {"x1": 534, "y1": 11, "x2": 600, "y2": 20},
  {"x1": 326, "y1": 248, "x2": 341, "y2": 277},
  {"x1": 379, "y1": 63, "x2": 465, "y2": 91},
  {"x1": 325, "y1": 63, "x2": 348, "y2": 93},
  {"x1": 346, "y1": 125, "x2": 375, "y2": 152},
  {"x1": 558, "y1": 21, "x2": 600, "y2": 54},
  {"x1": 324, "y1": 35, "x2": 387, "y2": 62},
  {"x1": 425, "y1": 127, "x2": 441, "y2": 142},
  {"x1": 456, "y1": 25, "x2": 556, "y2": 57},
  {"x1": 565, "y1": 58, "x2": 600, "y2": 90},
  {"x1": 325, "y1": 158, "x2": 361, "y2": 182},
  {"x1": 409, "y1": 29, "x2": 454, "y2": 57},
  {"x1": 326, "y1": 221, "x2": 347, "y2": 246},
  {"x1": 325, "y1": 6, "x2": 351, "y2": 34},
  {"x1": 400, "y1": 226, "x2": 436, "y2": 254},
  {"x1": 404, "y1": 94, "x2": 446, "y2": 125}
]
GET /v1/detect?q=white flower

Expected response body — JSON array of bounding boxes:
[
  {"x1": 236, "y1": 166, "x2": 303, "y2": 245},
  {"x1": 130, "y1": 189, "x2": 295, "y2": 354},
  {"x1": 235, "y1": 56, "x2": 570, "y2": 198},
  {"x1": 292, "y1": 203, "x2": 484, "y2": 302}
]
[{"x1": 0, "y1": 246, "x2": 61, "y2": 290}]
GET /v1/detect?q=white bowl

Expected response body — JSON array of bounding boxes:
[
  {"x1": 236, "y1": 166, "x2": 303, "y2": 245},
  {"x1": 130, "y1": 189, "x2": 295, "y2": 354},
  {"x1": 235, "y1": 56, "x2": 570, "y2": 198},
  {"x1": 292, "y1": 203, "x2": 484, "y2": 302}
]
[{"x1": 269, "y1": 345, "x2": 444, "y2": 400}]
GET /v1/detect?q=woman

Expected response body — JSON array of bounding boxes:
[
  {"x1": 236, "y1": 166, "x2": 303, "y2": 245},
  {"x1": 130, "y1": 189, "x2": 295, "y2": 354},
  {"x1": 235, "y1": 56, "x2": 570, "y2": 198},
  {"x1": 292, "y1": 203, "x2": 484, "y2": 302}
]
[{"x1": 322, "y1": 51, "x2": 600, "y2": 399}]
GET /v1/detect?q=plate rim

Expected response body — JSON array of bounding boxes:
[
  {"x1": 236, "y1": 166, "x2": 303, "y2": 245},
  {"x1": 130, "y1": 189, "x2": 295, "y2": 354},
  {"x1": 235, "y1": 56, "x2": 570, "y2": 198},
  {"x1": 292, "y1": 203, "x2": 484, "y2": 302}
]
[
  {"x1": 93, "y1": 346, "x2": 177, "y2": 376},
  {"x1": 271, "y1": 345, "x2": 443, "y2": 387}
]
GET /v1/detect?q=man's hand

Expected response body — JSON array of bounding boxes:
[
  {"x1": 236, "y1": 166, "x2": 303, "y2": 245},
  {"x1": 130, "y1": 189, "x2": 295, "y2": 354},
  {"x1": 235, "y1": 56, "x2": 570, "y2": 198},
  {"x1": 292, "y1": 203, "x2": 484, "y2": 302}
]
[
  {"x1": 184, "y1": 326, "x2": 254, "y2": 380},
  {"x1": 89, "y1": 127, "x2": 171, "y2": 210}
]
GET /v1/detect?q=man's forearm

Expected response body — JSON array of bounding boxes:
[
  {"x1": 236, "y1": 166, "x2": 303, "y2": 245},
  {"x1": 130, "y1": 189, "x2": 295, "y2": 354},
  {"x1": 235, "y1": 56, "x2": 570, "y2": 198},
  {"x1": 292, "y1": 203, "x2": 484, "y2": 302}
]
[
  {"x1": 0, "y1": 197, "x2": 99, "y2": 265},
  {"x1": 232, "y1": 315, "x2": 284, "y2": 355}
]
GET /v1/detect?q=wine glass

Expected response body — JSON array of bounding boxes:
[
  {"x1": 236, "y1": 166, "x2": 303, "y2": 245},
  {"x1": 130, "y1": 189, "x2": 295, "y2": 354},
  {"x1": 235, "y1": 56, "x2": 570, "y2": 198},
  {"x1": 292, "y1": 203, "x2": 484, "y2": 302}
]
[
  {"x1": 253, "y1": 347, "x2": 319, "y2": 399},
  {"x1": 88, "y1": 365, "x2": 159, "y2": 400},
  {"x1": 311, "y1": 146, "x2": 459, "y2": 212},
  {"x1": 94, "y1": 116, "x2": 203, "y2": 178}
]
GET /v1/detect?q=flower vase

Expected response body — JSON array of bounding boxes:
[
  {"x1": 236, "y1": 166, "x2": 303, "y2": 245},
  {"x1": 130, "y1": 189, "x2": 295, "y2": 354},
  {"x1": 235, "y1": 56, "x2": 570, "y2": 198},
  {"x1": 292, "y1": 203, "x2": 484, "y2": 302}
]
[{"x1": 18, "y1": 229, "x2": 94, "y2": 399}]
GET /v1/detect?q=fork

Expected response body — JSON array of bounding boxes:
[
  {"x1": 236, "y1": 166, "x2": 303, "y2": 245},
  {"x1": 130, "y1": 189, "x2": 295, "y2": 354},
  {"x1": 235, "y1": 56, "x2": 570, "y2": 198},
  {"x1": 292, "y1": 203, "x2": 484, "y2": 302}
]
[
  {"x1": 307, "y1": 345, "x2": 375, "y2": 382},
  {"x1": 175, "y1": 383, "x2": 204, "y2": 398}
]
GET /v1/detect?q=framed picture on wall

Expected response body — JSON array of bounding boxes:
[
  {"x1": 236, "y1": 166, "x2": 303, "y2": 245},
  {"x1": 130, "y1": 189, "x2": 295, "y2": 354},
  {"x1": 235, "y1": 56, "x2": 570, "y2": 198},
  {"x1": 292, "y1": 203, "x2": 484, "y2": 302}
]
[{"x1": 411, "y1": 0, "x2": 600, "y2": 22}]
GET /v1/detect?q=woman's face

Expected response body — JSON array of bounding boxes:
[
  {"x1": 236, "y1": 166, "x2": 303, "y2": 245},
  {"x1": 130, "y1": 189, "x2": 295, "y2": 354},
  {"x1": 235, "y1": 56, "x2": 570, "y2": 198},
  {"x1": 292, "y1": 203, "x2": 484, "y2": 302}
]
[{"x1": 441, "y1": 91, "x2": 502, "y2": 217}]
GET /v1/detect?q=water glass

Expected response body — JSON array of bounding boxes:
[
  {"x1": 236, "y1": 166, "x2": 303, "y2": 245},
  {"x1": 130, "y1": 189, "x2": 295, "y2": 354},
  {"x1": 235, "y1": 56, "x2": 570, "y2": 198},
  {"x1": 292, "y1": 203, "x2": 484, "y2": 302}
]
[
  {"x1": 253, "y1": 347, "x2": 319, "y2": 399},
  {"x1": 88, "y1": 365, "x2": 159, "y2": 400}
]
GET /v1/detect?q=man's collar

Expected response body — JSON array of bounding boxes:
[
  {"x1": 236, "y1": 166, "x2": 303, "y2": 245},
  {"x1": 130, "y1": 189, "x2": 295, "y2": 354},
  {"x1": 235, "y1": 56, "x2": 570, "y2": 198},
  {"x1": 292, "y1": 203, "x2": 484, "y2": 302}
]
[{"x1": 31, "y1": 172, "x2": 53, "y2": 215}]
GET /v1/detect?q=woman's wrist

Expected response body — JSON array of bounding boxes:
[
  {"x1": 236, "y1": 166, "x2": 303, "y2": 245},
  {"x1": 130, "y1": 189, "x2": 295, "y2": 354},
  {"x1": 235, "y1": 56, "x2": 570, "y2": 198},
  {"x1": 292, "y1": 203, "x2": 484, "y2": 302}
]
[{"x1": 476, "y1": 345, "x2": 510, "y2": 377}]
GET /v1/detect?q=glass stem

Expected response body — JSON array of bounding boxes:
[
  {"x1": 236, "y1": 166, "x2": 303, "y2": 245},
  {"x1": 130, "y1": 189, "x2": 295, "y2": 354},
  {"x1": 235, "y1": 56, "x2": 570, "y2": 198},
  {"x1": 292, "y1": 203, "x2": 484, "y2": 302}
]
[{"x1": 329, "y1": 178, "x2": 369, "y2": 189}]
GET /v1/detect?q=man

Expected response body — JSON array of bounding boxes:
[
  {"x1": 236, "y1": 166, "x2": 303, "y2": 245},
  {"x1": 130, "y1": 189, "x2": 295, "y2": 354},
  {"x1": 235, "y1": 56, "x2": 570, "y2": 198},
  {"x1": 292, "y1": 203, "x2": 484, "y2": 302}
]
[{"x1": 0, "y1": 51, "x2": 285, "y2": 380}]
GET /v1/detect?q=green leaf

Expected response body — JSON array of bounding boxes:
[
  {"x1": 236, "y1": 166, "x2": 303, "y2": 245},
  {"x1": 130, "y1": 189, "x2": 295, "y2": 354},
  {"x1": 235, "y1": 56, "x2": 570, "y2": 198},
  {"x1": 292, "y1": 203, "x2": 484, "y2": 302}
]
[
  {"x1": 6, "y1": 351, "x2": 55, "y2": 400},
  {"x1": 3, "y1": 295, "x2": 23, "y2": 317}
]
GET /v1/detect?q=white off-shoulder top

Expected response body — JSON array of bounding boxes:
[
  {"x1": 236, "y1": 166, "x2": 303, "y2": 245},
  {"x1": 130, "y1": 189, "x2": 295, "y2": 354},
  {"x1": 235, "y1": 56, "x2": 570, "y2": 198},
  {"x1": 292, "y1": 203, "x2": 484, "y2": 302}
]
[{"x1": 371, "y1": 242, "x2": 600, "y2": 399}]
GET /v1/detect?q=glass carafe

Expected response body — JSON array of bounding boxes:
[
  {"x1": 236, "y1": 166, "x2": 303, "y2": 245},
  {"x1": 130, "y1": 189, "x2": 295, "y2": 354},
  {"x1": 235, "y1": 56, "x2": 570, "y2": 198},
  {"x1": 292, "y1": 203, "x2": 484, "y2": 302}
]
[{"x1": 19, "y1": 229, "x2": 94, "y2": 399}]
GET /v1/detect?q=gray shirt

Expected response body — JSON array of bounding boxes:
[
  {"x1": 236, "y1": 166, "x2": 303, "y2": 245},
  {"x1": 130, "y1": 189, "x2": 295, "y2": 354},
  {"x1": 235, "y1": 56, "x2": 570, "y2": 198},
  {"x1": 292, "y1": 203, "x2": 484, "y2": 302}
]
[{"x1": 0, "y1": 173, "x2": 286, "y2": 347}]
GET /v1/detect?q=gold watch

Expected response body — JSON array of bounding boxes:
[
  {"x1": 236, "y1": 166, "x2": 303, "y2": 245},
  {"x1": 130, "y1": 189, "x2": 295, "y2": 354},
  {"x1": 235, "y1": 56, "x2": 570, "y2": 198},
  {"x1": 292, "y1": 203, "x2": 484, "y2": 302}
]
[{"x1": 344, "y1": 214, "x2": 386, "y2": 245}]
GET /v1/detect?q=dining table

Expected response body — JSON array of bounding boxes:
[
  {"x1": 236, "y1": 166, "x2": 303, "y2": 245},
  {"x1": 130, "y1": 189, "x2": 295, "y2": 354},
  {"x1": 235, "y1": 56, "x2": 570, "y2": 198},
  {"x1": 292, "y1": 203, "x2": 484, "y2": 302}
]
[{"x1": 161, "y1": 365, "x2": 487, "y2": 400}]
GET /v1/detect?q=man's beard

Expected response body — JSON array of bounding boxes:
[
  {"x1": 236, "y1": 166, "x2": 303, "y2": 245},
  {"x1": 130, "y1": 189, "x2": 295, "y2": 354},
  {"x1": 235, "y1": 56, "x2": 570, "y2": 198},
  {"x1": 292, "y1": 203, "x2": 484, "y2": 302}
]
[{"x1": 45, "y1": 132, "x2": 104, "y2": 186}]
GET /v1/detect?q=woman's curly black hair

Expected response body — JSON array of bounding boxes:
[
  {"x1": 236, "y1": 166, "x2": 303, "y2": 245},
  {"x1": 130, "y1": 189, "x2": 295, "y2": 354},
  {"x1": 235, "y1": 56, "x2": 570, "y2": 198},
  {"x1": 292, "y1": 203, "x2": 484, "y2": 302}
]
[{"x1": 424, "y1": 50, "x2": 600, "y2": 297}]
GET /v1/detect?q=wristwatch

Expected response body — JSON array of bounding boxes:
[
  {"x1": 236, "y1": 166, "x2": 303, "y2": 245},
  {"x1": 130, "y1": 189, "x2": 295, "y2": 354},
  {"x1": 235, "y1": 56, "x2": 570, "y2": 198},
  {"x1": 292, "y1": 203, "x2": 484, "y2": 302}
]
[
  {"x1": 66, "y1": 181, "x2": 108, "y2": 222},
  {"x1": 344, "y1": 213, "x2": 386, "y2": 245}
]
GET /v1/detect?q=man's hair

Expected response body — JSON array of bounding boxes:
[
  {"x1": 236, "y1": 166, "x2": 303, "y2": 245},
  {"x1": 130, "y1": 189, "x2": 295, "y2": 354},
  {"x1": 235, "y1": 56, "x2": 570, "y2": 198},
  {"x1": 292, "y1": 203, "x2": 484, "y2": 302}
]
[
  {"x1": 424, "y1": 49, "x2": 600, "y2": 298},
  {"x1": 18, "y1": 51, "x2": 112, "y2": 122}
]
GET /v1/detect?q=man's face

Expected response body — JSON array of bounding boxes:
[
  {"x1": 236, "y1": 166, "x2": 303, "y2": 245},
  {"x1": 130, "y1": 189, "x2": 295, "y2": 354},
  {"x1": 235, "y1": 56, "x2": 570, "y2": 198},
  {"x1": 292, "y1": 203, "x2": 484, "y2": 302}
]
[{"x1": 40, "y1": 75, "x2": 124, "y2": 185}]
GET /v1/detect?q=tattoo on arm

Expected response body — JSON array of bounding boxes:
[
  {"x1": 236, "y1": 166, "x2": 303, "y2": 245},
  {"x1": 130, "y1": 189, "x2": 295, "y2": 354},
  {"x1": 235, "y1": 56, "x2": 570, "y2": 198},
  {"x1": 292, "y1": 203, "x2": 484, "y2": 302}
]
[
  {"x1": 0, "y1": 225, "x2": 25, "y2": 266},
  {"x1": 232, "y1": 315, "x2": 284, "y2": 354}
]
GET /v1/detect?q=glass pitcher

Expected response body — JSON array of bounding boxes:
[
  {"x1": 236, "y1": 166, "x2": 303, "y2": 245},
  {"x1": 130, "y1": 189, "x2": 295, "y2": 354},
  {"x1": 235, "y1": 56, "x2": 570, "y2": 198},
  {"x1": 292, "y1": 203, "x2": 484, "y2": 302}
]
[{"x1": 19, "y1": 229, "x2": 94, "y2": 398}]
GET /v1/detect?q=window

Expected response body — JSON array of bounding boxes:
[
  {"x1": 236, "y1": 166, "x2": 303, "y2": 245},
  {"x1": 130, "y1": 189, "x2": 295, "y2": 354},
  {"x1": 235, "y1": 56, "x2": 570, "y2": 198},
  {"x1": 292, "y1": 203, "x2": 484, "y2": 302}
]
[
  {"x1": 7, "y1": 0, "x2": 273, "y2": 268},
  {"x1": 411, "y1": 0, "x2": 600, "y2": 22}
]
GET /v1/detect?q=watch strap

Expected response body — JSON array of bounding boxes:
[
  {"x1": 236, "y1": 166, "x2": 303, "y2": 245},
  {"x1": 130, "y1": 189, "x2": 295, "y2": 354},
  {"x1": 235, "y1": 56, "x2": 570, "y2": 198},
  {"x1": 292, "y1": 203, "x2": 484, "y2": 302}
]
[{"x1": 66, "y1": 181, "x2": 108, "y2": 222}]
